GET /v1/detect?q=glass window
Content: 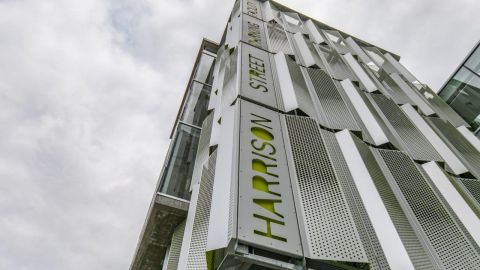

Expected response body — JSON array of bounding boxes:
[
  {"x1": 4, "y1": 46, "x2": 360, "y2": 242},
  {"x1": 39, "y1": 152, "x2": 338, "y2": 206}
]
[
  {"x1": 446, "y1": 67, "x2": 480, "y2": 130},
  {"x1": 194, "y1": 52, "x2": 216, "y2": 85},
  {"x1": 159, "y1": 124, "x2": 201, "y2": 200},
  {"x1": 180, "y1": 81, "x2": 211, "y2": 127},
  {"x1": 465, "y1": 45, "x2": 480, "y2": 75}
]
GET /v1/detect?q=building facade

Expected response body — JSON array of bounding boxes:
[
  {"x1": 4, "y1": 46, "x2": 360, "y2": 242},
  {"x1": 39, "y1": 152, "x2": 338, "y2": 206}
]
[
  {"x1": 130, "y1": 1, "x2": 480, "y2": 269},
  {"x1": 438, "y1": 40, "x2": 480, "y2": 137}
]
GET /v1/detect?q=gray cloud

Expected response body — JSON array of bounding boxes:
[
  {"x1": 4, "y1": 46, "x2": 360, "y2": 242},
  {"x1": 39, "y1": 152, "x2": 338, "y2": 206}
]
[{"x1": 0, "y1": 0, "x2": 478, "y2": 269}]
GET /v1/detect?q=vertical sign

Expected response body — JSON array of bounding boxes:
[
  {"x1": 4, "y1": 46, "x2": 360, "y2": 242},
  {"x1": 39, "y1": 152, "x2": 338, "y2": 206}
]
[
  {"x1": 240, "y1": 43, "x2": 278, "y2": 109},
  {"x1": 237, "y1": 100, "x2": 302, "y2": 256},
  {"x1": 242, "y1": 0, "x2": 263, "y2": 20},
  {"x1": 241, "y1": 14, "x2": 268, "y2": 51}
]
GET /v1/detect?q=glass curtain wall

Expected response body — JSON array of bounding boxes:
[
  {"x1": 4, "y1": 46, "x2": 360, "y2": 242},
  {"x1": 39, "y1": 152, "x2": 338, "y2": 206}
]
[
  {"x1": 159, "y1": 48, "x2": 216, "y2": 200},
  {"x1": 439, "y1": 42, "x2": 480, "y2": 133}
]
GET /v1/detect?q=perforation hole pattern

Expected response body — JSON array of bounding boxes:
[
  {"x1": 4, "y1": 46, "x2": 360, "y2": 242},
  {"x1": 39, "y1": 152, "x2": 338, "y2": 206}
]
[
  {"x1": 379, "y1": 149, "x2": 480, "y2": 269},
  {"x1": 285, "y1": 115, "x2": 366, "y2": 262},
  {"x1": 307, "y1": 68, "x2": 359, "y2": 131},
  {"x1": 166, "y1": 221, "x2": 186, "y2": 270},
  {"x1": 427, "y1": 117, "x2": 480, "y2": 178},
  {"x1": 267, "y1": 21, "x2": 294, "y2": 55},
  {"x1": 458, "y1": 178, "x2": 480, "y2": 207},
  {"x1": 351, "y1": 137, "x2": 434, "y2": 270},
  {"x1": 186, "y1": 151, "x2": 217, "y2": 270},
  {"x1": 369, "y1": 93, "x2": 443, "y2": 161},
  {"x1": 320, "y1": 129, "x2": 389, "y2": 270}
]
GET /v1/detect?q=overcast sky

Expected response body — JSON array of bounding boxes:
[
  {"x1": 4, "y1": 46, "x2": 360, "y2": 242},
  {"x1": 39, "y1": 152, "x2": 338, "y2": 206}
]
[{"x1": 0, "y1": 0, "x2": 479, "y2": 269}]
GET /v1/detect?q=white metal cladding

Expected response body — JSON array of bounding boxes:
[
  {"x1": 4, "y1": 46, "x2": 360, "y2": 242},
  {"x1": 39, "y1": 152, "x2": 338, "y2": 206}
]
[
  {"x1": 241, "y1": 0, "x2": 263, "y2": 20},
  {"x1": 389, "y1": 73, "x2": 435, "y2": 116},
  {"x1": 378, "y1": 72, "x2": 411, "y2": 105},
  {"x1": 209, "y1": 46, "x2": 225, "y2": 111},
  {"x1": 284, "y1": 55, "x2": 318, "y2": 118},
  {"x1": 417, "y1": 86, "x2": 470, "y2": 128},
  {"x1": 322, "y1": 30, "x2": 352, "y2": 55},
  {"x1": 377, "y1": 149, "x2": 480, "y2": 269},
  {"x1": 367, "y1": 93, "x2": 443, "y2": 161},
  {"x1": 363, "y1": 46, "x2": 397, "y2": 74},
  {"x1": 190, "y1": 112, "x2": 214, "y2": 190},
  {"x1": 229, "y1": 13, "x2": 242, "y2": 48},
  {"x1": 304, "y1": 68, "x2": 360, "y2": 131},
  {"x1": 177, "y1": 181, "x2": 201, "y2": 270},
  {"x1": 421, "y1": 162, "x2": 480, "y2": 247},
  {"x1": 344, "y1": 37, "x2": 372, "y2": 65},
  {"x1": 273, "y1": 52, "x2": 298, "y2": 112},
  {"x1": 320, "y1": 129, "x2": 390, "y2": 269},
  {"x1": 340, "y1": 79, "x2": 389, "y2": 146},
  {"x1": 211, "y1": 49, "x2": 229, "y2": 147},
  {"x1": 401, "y1": 104, "x2": 467, "y2": 174},
  {"x1": 457, "y1": 126, "x2": 480, "y2": 152},
  {"x1": 237, "y1": 100, "x2": 303, "y2": 257},
  {"x1": 207, "y1": 104, "x2": 238, "y2": 252},
  {"x1": 304, "y1": 19, "x2": 325, "y2": 44},
  {"x1": 265, "y1": 20, "x2": 295, "y2": 55},
  {"x1": 164, "y1": 221, "x2": 186, "y2": 270},
  {"x1": 317, "y1": 44, "x2": 356, "y2": 81},
  {"x1": 239, "y1": 42, "x2": 279, "y2": 109},
  {"x1": 269, "y1": 53, "x2": 285, "y2": 112},
  {"x1": 273, "y1": 52, "x2": 318, "y2": 119},
  {"x1": 185, "y1": 151, "x2": 217, "y2": 270},
  {"x1": 421, "y1": 169, "x2": 480, "y2": 258},
  {"x1": 383, "y1": 53, "x2": 418, "y2": 83},
  {"x1": 292, "y1": 32, "x2": 316, "y2": 67},
  {"x1": 335, "y1": 130, "x2": 415, "y2": 270},
  {"x1": 351, "y1": 134, "x2": 435, "y2": 270},
  {"x1": 284, "y1": 116, "x2": 367, "y2": 262},
  {"x1": 426, "y1": 117, "x2": 480, "y2": 179},
  {"x1": 210, "y1": 48, "x2": 227, "y2": 112},
  {"x1": 302, "y1": 37, "x2": 326, "y2": 69},
  {"x1": 343, "y1": 53, "x2": 378, "y2": 92},
  {"x1": 261, "y1": 0, "x2": 276, "y2": 22},
  {"x1": 220, "y1": 47, "x2": 239, "y2": 111},
  {"x1": 281, "y1": 12, "x2": 305, "y2": 34},
  {"x1": 241, "y1": 13, "x2": 268, "y2": 51}
]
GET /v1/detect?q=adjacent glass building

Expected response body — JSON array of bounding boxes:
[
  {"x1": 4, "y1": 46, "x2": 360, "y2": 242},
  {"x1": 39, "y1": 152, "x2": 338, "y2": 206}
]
[
  {"x1": 439, "y1": 41, "x2": 480, "y2": 136},
  {"x1": 130, "y1": 1, "x2": 480, "y2": 269}
]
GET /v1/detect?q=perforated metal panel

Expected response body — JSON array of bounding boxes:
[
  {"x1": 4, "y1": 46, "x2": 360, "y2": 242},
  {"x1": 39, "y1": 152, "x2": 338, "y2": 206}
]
[
  {"x1": 190, "y1": 112, "x2": 214, "y2": 189},
  {"x1": 284, "y1": 56, "x2": 318, "y2": 118},
  {"x1": 306, "y1": 68, "x2": 359, "y2": 131},
  {"x1": 350, "y1": 137, "x2": 434, "y2": 270},
  {"x1": 266, "y1": 21, "x2": 294, "y2": 55},
  {"x1": 458, "y1": 178, "x2": 480, "y2": 207},
  {"x1": 417, "y1": 86, "x2": 469, "y2": 128},
  {"x1": 418, "y1": 165, "x2": 480, "y2": 256},
  {"x1": 427, "y1": 117, "x2": 480, "y2": 179},
  {"x1": 321, "y1": 130, "x2": 389, "y2": 270},
  {"x1": 282, "y1": 12, "x2": 305, "y2": 34},
  {"x1": 369, "y1": 93, "x2": 443, "y2": 161},
  {"x1": 316, "y1": 44, "x2": 356, "y2": 81},
  {"x1": 379, "y1": 72, "x2": 411, "y2": 104},
  {"x1": 378, "y1": 149, "x2": 480, "y2": 269},
  {"x1": 186, "y1": 151, "x2": 217, "y2": 270},
  {"x1": 284, "y1": 115, "x2": 367, "y2": 262},
  {"x1": 165, "y1": 221, "x2": 185, "y2": 270},
  {"x1": 269, "y1": 53, "x2": 285, "y2": 112},
  {"x1": 322, "y1": 30, "x2": 352, "y2": 55}
]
